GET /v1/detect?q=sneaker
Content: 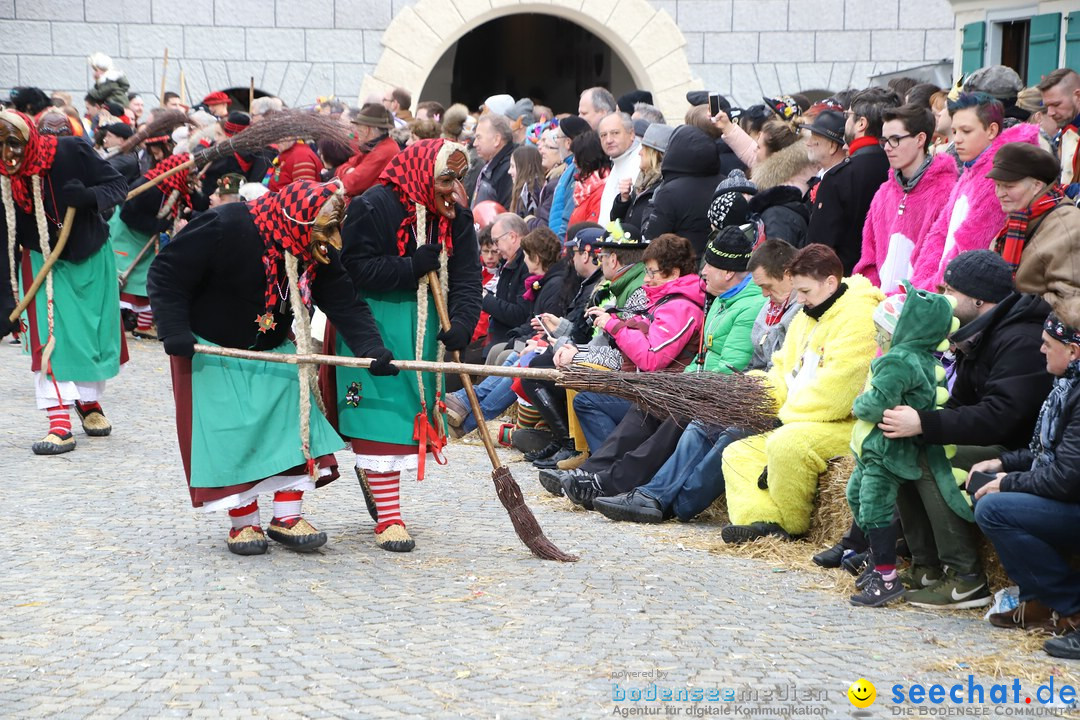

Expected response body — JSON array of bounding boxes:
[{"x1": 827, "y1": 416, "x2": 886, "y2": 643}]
[
  {"x1": 443, "y1": 394, "x2": 468, "y2": 427},
  {"x1": 855, "y1": 564, "x2": 877, "y2": 590},
  {"x1": 537, "y1": 468, "x2": 567, "y2": 497},
  {"x1": 593, "y1": 490, "x2": 663, "y2": 524},
  {"x1": 561, "y1": 470, "x2": 603, "y2": 510},
  {"x1": 227, "y1": 525, "x2": 268, "y2": 556},
  {"x1": 1045, "y1": 629, "x2": 1080, "y2": 660},
  {"x1": 720, "y1": 522, "x2": 790, "y2": 545},
  {"x1": 812, "y1": 542, "x2": 845, "y2": 568},
  {"x1": 850, "y1": 572, "x2": 906, "y2": 607},
  {"x1": 898, "y1": 564, "x2": 944, "y2": 590},
  {"x1": 842, "y1": 551, "x2": 870, "y2": 577},
  {"x1": 906, "y1": 568, "x2": 991, "y2": 609}
]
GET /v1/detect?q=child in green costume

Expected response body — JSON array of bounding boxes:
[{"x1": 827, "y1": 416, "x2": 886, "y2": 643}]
[{"x1": 847, "y1": 281, "x2": 961, "y2": 607}]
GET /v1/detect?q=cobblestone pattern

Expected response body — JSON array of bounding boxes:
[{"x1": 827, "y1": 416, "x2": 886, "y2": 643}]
[{"x1": 0, "y1": 339, "x2": 1069, "y2": 719}]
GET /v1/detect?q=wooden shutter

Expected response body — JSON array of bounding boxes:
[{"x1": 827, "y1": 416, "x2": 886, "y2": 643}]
[
  {"x1": 1027, "y1": 13, "x2": 1063, "y2": 85},
  {"x1": 961, "y1": 22, "x2": 986, "y2": 76}
]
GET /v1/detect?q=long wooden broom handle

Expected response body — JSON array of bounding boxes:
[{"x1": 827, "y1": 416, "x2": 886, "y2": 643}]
[
  {"x1": 125, "y1": 158, "x2": 196, "y2": 201},
  {"x1": 8, "y1": 206, "x2": 77, "y2": 324},
  {"x1": 425, "y1": 270, "x2": 504, "y2": 467},
  {"x1": 191, "y1": 343, "x2": 562, "y2": 381}
]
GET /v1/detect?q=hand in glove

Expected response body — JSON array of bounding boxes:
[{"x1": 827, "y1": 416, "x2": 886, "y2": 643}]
[
  {"x1": 368, "y1": 347, "x2": 399, "y2": 376},
  {"x1": 411, "y1": 242, "x2": 443, "y2": 279},
  {"x1": 59, "y1": 179, "x2": 98, "y2": 210},
  {"x1": 162, "y1": 331, "x2": 195, "y2": 358},
  {"x1": 436, "y1": 323, "x2": 472, "y2": 352}
]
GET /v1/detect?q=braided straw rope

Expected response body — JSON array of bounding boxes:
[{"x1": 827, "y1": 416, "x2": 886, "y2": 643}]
[
  {"x1": 413, "y1": 203, "x2": 448, "y2": 415},
  {"x1": 284, "y1": 252, "x2": 325, "y2": 480},
  {"x1": 1, "y1": 177, "x2": 16, "y2": 301},
  {"x1": 30, "y1": 176, "x2": 58, "y2": 372}
]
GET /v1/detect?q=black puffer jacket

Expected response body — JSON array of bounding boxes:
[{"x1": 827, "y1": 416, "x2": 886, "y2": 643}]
[
  {"x1": 644, "y1": 126, "x2": 721, "y2": 256},
  {"x1": 473, "y1": 143, "x2": 514, "y2": 209},
  {"x1": 919, "y1": 293, "x2": 1053, "y2": 450},
  {"x1": 999, "y1": 374, "x2": 1080, "y2": 501},
  {"x1": 610, "y1": 180, "x2": 658, "y2": 235},
  {"x1": 507, "y1": 263, "x2": 568, "y2": 340},
  {"x1": 748, "y1": 185, "x2": 810, "y2": 246}
]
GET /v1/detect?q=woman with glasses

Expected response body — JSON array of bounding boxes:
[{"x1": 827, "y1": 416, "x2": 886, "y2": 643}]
[
  {"x1": 533, "y1": 126, "x2": 566, "y2": 230},
  {"x1": 853, "y1": 104, "x2": 958, "y2": 291}
]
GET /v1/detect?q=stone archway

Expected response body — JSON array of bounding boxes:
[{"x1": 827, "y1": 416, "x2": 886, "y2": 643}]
[{"x1": 359, "y1": 0, "x2": 699, "y2": 122}]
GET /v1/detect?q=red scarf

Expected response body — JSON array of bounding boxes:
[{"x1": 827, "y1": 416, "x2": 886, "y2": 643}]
[
  {"x1": 847, "y1": 136, "x2": 879, "y2": 156},
  {"x1": 993, "y1": 184, "x2": 1066, "y2": 273},
  {"x1": 142, "y1": 153, "x2": 192, "y2": 218},
  {"x1": 378, "y1": 138, "x2": 454, "y2": 257},
  {"x1": 247, "y1": 179, "x2": 340, "y2": 316},
  {"x1": 0, "y1": 110, "x2": 58, "y2": 213}
]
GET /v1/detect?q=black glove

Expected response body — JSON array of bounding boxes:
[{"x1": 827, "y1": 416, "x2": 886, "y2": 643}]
[
  {"x1": 162, "y1": 331, "x2": 195, "y2": 358},
  {"x1": 437, "y1": 323, "x2": 471, "y2": 352},
  {"x1": 411, "y1": 242, "x2": 442, "y2": 279},
  {"x1": 59, "y1": 179, "x2": 98, "y2": 210},
  {"x1": 368, "y1": 347, "x2": 399, "y2": 376}
]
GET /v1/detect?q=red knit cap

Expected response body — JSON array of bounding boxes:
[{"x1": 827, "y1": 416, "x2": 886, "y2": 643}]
[{"x1": 202, "y1": 91, "x2": 230, "y2": 106}]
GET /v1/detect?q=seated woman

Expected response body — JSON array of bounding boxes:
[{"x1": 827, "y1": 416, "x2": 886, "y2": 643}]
[
  {"x1": 721, "y1": 244, "x2": 882, "y2": 543},
  {"x1": 548, "y1": 233, "x2": 707, "y2": 507},
  {"x1": 443, "y1": 227, "x2": 565, "y2": 434},
  {"x1": 975, "y1": 312, "x2": 1080, "y2": 660}
]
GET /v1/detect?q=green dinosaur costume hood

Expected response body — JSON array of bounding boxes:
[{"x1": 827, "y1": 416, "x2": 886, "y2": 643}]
[{"x1": 886, "y1": 280, "x2": 959, "y2": 353}]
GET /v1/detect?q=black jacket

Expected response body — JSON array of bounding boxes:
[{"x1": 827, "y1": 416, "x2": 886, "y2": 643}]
[
  {"x1": 804, "y1": 142, "x2": 890, "y2": 273},
  {"x1": 147, "y1": 202, "x2": 386, "y2": 357},
  {"x1": 482, "y1": 247, "x2": 531, "y2": 350},
  {"x1": 748, "y1": 185, "x2": 810, "y2": 246},
  {"x1": 645, "y1": 126, "x2": 722, "y2": 256},
  {"x1": 120, "y1": 180, "x2": 173, "y2": 236},
  {"x1": 201, "y1": 150, "x2": 272, "y2": 199},
  {"x1": 1000, "y1": 378, "x2": 1080, "y2": 501},
  {"x1": 507, "y1": 263, "x2": 568, "y2": 340},
  {"x1": 610, "y1": 180, "x2": 658, "y2": 235},
  {"x1": 106, "y1": 151, "x2": 142, "y2": 185},
  {"x1": 919, "y1": 293, "x2": 1053, "y2": 450},
  {"x1": 339, "y1": 184, "x2": 482, "y2": 339},
  {"x1": 0, "y1": 138, "x2": 126, "y2": 330},
  {"x1": 472, "y1": 143, "x2": 514, "y2": 209},
  {"x1": 568, "y1": 269, "x2": 605, "y2": 345}
]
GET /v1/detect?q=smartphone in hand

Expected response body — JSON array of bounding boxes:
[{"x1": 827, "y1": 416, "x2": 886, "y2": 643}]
[{"x1": 965, "y1": 471, "x2": 998, "y2": 498}]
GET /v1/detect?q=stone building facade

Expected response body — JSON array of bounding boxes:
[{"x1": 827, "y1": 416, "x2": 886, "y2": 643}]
[{"x1": 1, "y1": 0, "x2": 957, "y2": 118}]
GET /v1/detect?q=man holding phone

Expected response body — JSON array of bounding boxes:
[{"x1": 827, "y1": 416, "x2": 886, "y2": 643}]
[{"x1": 972, "y1": 312, "x2": 1080, "y2": 659}]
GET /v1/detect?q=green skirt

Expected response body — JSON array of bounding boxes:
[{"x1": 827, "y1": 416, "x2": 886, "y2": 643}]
[
  {"x1": 22, "y1": 241, "x2": 122, "y2": 382},
  {"x1": 336, "y1": 288, "x2": 443, "y2": 445},
  {"x1": 109, "y1": 213, "x2": 155, "y2": 298},
  {"x1": 190, "y1": 337, "x2": 344, "y2": 488}
]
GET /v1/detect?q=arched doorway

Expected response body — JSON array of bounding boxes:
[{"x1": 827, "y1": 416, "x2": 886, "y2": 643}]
[
  {"x1": 418, "y1": 15, "x2": 636, "y2": 113},
  {"x1": 360, "y1": 0, "x2": 699, "y2": 123}
]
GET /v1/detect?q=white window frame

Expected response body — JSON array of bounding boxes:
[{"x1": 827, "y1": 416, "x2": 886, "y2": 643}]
[{"x1": 985, "y1": 5, "x2": 1039, "y2": 67}]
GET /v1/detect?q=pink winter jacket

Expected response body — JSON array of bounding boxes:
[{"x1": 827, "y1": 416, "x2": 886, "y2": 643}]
[
  {"x1": 853, "y1": 153, "x2": 958, "y2": 291},
  {"x1": 909, "y1": 123, "x2": 1040, "y2": 290},
  {"x1": 603, "y1": 272, "x2": 706, "y2": 372}
]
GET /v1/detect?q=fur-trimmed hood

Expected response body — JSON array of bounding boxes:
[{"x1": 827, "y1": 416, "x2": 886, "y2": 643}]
[{"x1": 749, "y1": 138, "x2": 817, "y2": 192}]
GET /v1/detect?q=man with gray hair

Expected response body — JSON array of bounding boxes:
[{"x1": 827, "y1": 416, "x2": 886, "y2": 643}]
[
  {"x1": 579, "y1": 87, "x2": 617, "y2": 130},
  {"x1": 632, "y1": 103, "x2": 665, "y2": 125},
  {"x1": 481, "y1": 213, "x2": 531, "y2": 359},
  {"x1": 250, "y1": 96, "x2": 283, "y2": 123},
  {"x1": 472, "y1": 113, "x2": 515, "y2": 208},
  {"x1": 598, "y1": 112, "x2": 642, "y2": 225}
]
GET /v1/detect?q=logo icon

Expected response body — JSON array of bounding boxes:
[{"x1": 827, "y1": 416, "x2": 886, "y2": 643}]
[{"x1": 848, "y1": 678, "x2": 876, "y2": 708}]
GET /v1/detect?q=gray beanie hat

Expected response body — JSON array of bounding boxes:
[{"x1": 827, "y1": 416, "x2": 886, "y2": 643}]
[{"x1": 943, "y1": 250, "x2": 1014, "y2": 303}]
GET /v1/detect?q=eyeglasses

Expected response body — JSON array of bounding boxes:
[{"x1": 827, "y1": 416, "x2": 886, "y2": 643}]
[
  {"x1": 492, "y1": 230, "x2": 515, "y2": 243},
  {"x1": 880, "y1": 134, "x2": 913, "y2": 148},
  {"x1": 643, "y1": 267, "x2": 662, "y2": 277}
]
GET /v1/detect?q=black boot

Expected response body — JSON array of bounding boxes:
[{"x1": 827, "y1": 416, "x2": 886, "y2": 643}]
[{"x1": 529, "y1": 386, "x2": 576, "y2": 468}]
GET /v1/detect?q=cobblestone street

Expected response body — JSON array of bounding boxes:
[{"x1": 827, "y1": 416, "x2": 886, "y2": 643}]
[{"x1": 1, "y1": 339, "x2": 1077, "y2": 719}]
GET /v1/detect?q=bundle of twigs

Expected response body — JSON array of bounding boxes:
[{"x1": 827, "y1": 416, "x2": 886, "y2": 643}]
[
  {"x1": 118, "y1": 109, "x2": 191, "y2": 154},
  {"x1": 189, "y1": 346, "x2": 779, "y2": 437},
  {"x1": 559, "y1": 368, "x2": 778, "y2": 433},
  {"x1": 127, "y1": 111, "x2": 353, "y2": 200}
]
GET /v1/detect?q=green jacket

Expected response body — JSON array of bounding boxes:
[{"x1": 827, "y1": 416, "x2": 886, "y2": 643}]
[
  {"x1": 87, "y1": 74, "x2": 131, "y2": 107},
  {"x1": 592, "y1": 262, "x2": 646, "y2": 310},
  {"x1": 851, "y1": 282, "x2": 971, "y2": 519},
  {"x1": 687, "y1": 277, "x2": 765, "y2": 374}
]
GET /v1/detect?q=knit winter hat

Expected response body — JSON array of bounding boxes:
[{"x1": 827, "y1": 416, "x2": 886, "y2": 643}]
[
  {"x1": 482, "y1": 94, "x2": 515, "y2": 117},
  {"x1": 704, "y1": 225, "x2": 754, "y2": 271},
  {"x1": 222, "y1": 112, "x2": 250, "y2": 137},
  {"x1": 943, "y1": 250, "x2": 1014, "y2": 303},
  {"x1": 707, "y1": 191, "x2": 750, "y2": 231},
  {"x1": 559, "y1": 115, "x2": 590, "y2": 141},
  {"x1": 963, "y1": 65, "x2": 1023, "y2": 101},
  {"x1": 714, "y1": 169, "x2": 757, "y2": 196}
]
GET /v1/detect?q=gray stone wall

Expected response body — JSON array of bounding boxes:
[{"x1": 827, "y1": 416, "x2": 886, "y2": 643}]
[{"x1": 0, "y1": 0, "x2": 954, "y2": 112}]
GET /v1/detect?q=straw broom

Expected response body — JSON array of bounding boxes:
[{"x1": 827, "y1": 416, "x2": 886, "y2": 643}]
[
  {"x1": 126, "y1": 110, "x2": 354, "y2": 201},
  {"x1": 117, "y1": 109, "x2": 192, "y2": 155},
  {"x1": 188, "y1": 347, "x2": 780, "y2": 438}
]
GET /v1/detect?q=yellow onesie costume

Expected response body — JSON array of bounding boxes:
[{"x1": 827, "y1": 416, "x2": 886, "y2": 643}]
[{"x1": 722, "y1": 275, "x2": 883, "y2": 537}]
